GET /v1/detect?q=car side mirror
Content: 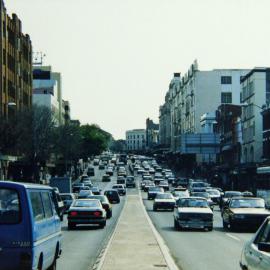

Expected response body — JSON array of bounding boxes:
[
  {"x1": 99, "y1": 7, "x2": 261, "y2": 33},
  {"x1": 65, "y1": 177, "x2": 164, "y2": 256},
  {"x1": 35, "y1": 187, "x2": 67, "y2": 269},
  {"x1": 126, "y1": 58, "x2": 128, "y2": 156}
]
[{"x1": 258, "y1": 242, "x2": 270, "y2": 253}]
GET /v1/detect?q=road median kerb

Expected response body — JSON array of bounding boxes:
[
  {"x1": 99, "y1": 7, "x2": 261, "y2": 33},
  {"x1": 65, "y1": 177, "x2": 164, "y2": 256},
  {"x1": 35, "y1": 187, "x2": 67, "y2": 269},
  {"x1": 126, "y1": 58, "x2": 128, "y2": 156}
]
[{"x1": 139, "y1": 189, "x2": 179, "y2": 270}]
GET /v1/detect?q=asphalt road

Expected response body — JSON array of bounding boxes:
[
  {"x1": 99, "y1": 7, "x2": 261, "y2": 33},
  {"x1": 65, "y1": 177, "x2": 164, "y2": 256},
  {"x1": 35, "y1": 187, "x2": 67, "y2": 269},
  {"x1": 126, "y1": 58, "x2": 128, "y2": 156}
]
[
  {"x1": 139, "y1": 176, "x2": 254, "y2": 270},
  {"x1": 58, "y1": 165, "x2": 127, "y2": 270}
]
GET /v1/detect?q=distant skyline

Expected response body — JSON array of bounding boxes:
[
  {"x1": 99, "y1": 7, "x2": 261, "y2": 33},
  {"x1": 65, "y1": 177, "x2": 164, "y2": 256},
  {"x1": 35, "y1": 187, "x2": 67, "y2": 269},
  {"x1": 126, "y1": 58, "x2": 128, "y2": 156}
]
[{"x1": 7, "y1": 0, "x2": 270, "y2": 139}]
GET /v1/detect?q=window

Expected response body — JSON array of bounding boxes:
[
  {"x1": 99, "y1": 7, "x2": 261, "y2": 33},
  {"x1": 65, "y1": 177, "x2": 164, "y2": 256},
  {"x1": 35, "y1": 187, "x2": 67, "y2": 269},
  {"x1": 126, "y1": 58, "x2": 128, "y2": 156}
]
[
  {"x1": 221, "y1": 76, "x2": 232, "y2": 84},
  {"x1": 0, "y1": 188, "x2": 21, "y2": 224},
  {"x1": 221, "y1": 92, "x2": 232, "y2": 104},
  {"x1": 254, "y1": 220, "x2": 270, "y2": 244},
  {"x1": 41, "y1": 192, "x2": 53, "y2": 218},
  {"x1": 29, "y1": 192, "x2": 45, "y2": 222}
]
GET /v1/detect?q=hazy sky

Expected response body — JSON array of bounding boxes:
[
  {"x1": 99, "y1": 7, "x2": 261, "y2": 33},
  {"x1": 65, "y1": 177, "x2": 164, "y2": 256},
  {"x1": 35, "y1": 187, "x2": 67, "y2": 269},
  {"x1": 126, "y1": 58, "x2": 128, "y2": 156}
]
[{"x1": 6, "y1": 0, "x2": 270, "y2": 139}]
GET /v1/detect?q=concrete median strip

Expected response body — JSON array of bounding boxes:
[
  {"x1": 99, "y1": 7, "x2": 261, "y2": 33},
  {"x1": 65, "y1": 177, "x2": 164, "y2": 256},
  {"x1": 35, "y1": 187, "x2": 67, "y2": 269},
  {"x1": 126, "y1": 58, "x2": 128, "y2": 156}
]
[{"x1": 94, "y1": 191, "x2": 179, "y2": 270}]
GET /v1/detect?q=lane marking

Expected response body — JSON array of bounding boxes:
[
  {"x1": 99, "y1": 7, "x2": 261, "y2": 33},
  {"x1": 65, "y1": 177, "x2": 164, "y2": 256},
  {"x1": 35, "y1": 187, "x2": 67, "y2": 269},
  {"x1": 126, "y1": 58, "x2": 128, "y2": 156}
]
[{"x1": 226, "y1": 233, "x2": 241, "y2": 242}]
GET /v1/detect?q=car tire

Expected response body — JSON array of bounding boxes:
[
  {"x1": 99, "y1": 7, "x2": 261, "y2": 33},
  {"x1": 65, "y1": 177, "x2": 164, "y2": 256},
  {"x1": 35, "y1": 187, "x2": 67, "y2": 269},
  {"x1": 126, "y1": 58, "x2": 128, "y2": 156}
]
[
  {"x1": 207, "y1": 226, "x2": 213, "y2": 231},
  {"x1": 174, "y1": 219, "x2": 179, "y2": 230},
  {"x1": 222, "y1": 219, "x2": 228, "y2": 229},
  {"x1": 100, "y1": 221, "x2": 106, "y2": 229},
  {"x1": 107, "y1": 211, "x2": 112, "y2": 219},
  {"x1": 68, "y1": 222, "x2": 76, "y2": 230}
]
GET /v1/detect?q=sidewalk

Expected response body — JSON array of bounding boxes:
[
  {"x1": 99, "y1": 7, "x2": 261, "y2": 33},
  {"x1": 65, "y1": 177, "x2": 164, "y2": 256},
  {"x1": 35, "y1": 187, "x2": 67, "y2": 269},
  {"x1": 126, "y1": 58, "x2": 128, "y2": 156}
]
[{"x1": 99, "y1": 194, "x2": 171, "y2": 270}]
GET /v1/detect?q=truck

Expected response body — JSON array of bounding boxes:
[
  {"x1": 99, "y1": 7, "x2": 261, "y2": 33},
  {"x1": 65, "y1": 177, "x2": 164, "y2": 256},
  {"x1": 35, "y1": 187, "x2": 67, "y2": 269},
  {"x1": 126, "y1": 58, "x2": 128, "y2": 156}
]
[{"x1": 49, "y1": 177, "x2": 72, "y2": 193}]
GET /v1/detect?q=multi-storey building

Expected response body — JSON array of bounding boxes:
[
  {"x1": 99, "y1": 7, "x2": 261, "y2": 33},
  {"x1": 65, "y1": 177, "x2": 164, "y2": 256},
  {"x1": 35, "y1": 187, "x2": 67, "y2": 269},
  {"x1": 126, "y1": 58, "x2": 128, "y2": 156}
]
[
  {"x1": 0, "y1": 0, "x2": 32, "y2": 118},
  {"x1": 241, "y1": 68, "x2": 270, "y2": 163},
  {"x1": 33, "y1": 66, "x2": 64, "y2": 125},
  {"x1": 146, "y1": 118, "x2": 159, "y2": 150},
  {"x1": 126, "y1": 129, "x2": 146, "y2": 151}
]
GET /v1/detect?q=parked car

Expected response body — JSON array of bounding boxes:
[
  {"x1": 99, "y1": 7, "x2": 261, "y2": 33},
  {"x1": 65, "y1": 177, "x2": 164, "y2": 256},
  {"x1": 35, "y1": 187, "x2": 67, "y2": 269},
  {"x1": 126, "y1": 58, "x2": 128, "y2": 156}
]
[
  {"x1": 60, "y1": 193, "x2": 76, "y2": 212},
  {"x1": 240, "y1": 216, "x2": 270, "y2": 270},
  {"x1": 153, "y1": 193, "x2": 175, "y2": 211},
  {"x1": 148, "y1": 186, "x2": 164, "y2": 200},
  {"x1": 126, "y1": 176, "x2": 136, "y2": 188},
  {"x1": 67, "y1": 199, "x2": 106, "y2": 229},
  {"x1": 174, "y1": 197, "x2": 213, "y2": 231},
  {"x1": 104, "y1": 189, "x2": 120, "y2": 204},
  {"x1": 222, "y1": 197, "x2": 270, "y2": 230},
  {"x1": 88, "y1": 195, "x2": 112, "y2": 218},
  {"x1": 102, "y1": 174, "x2": 111, "y2": 182},
  {"x1": 112, "y1": 184, "x2": 126, "y2": 196},
  {"x1": 0, "y1": 181, "x2": 62, "y2": 270}
]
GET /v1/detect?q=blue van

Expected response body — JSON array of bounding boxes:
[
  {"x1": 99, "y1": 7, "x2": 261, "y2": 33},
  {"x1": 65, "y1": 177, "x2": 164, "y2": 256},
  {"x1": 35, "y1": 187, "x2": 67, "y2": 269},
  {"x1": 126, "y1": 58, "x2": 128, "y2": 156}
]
[{"x1": 0, "y1": 181, "x2": 62, "y2": 270}]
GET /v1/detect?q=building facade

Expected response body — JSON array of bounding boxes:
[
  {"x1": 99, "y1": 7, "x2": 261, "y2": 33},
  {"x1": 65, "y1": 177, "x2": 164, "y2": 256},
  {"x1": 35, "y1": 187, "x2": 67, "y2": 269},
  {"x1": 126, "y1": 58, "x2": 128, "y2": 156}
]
[
  {"x1": 0, "y1": 0, "x2": 32, "y2": 118},
  {"x1": 126, "y1": 129, "x2": 146, "y2": 151},
  {"x1": 241, "y1": 68, "x2": 270, "y2": 163},
  {"x1": 146, "y1": 118, "x2": 159, "y2": 150}
]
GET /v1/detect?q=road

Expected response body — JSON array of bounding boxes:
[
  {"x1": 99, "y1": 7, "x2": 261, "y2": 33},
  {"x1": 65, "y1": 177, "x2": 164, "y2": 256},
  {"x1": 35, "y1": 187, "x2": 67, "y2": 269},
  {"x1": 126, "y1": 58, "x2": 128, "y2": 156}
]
[
  {"x1": 141, "y1": 183, "x2": 253, "y2": 270},
  {"x1": 58, "y1": 165, "x2": 126, "y2": 270}
]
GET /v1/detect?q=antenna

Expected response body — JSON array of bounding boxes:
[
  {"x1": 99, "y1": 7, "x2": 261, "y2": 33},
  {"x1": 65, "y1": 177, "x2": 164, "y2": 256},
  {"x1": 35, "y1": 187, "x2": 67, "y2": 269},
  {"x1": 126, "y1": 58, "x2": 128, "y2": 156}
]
[{"x1": 33, "y1": 52, "x2": 46, "y2": 65}]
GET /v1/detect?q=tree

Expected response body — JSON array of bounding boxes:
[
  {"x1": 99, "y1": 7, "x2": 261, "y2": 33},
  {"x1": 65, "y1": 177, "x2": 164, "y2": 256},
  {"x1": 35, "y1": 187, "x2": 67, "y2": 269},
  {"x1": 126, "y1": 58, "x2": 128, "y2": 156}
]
[
  {"x1": 80, "y1": 124, "x2": 112, "y2": 160},
  {"x1": 0, "y1": 116, "x2": 17, "y2": 155}
]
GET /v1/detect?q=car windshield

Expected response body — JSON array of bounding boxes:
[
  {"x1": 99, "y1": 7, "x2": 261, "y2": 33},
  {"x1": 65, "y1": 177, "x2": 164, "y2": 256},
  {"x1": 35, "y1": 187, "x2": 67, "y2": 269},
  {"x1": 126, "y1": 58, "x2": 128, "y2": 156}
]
[
  {"x1": 192, "y1": 192, "x2": 210, "y2": 198},
  {"x1": 207, "y1": 190, "x2": 220, "y2": 195},
  {"x1": 230, "y1": 199, "x2": 265, "y2": 208},
  {"x1": 73, "y1": 200, "x2": 100, "y2": 208},
  {"x1": 0, "y1": 188, "x2": 21, "y2": 224},
  {"x1": 156, "y1": 193, "x2": 173, "y2": 199},
  {"x1": 224, "y1": 191, "x2": 242, "y2": 198},
  {"x1": 178, "y1": 198, "x2": 208, "y2": 208}
]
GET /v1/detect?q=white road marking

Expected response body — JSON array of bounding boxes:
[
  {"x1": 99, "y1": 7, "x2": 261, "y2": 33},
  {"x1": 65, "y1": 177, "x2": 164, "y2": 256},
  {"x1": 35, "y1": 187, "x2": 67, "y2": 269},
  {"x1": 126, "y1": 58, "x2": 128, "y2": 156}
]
[{"x1": 226, "y1": 233, "x2": 241, "y2": 242}]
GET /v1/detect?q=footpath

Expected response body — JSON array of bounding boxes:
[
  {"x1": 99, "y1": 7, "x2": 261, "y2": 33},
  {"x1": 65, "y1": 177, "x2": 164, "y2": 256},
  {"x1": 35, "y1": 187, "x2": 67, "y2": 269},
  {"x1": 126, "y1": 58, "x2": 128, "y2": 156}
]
[{"x1": 98, "y1": 194, "x2": 178, "y2": 270}]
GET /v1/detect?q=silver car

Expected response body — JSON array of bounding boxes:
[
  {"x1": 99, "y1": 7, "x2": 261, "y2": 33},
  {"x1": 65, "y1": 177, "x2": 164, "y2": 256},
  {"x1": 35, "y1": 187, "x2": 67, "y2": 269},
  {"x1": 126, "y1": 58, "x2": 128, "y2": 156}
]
[{"x1": 240, "y1": 216, "x2": 270, "y2": 270}]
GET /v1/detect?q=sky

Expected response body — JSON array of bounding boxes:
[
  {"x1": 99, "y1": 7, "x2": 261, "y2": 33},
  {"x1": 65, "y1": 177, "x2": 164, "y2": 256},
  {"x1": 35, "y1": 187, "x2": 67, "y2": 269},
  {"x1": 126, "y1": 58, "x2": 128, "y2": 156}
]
[{"x1": 6, "y1": 0, "x2": 270, "y2": 139}]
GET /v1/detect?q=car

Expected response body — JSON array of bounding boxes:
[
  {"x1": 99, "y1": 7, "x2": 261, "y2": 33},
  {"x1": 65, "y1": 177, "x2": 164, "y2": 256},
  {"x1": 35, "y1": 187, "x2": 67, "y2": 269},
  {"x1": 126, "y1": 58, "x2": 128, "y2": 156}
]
[
  {"x1": 78, "y1": 189, "x2": 93, "y2": 199},
  {"x1": 88, "y1": 195, "x2": 112, "y2": 218},
  {"x1": 167, "y1": 176, "x2": 175, "y2": 184},
  {"x1": 153, "y1": 193, "x2": 175, "y2": 211},
  {"x1": 159, "y1": 180, "x2": 169, "y2": 191},
  {"x1": 106, "y1": 168, "x2": 114, "y2": 176},
  {"x1": 173, "y1": 197, "x2": 213, "y2": 231},
  {"x1": 142, "y1": 175, "x2": 152, "y2": 181},
  {"x1": 93, "y1": 159, "x2": 100, "y2": 165},
  {"x1": 67, "y1": 199, "x2": 106, "y2": 229},
  {"x1": 154, "y1": 178, "x2": 164, "y2": 186},
  {"x1": 0, "y1": 181, "x2": 62, "y2": 270},
  {"x1": 222, "y1": 197, "x2": 270, "y2": 231},
  {"x1": 240, "y1": 216, "x2": 270, "y2": 270},
  {"x1": 206, "y1": 188, "x2": 221, "y2": 204},
  {"x1": 172, "y1": 178, "x2": 189, "y2": 188},
  {"x1": 149, "y1": 168, "x2": 155, "y2": 174},
  {"x1": 91, "y1": 186, "x2": 101, "y2": 195},
  {"x1": 220, "y1": 191, "x2": 242, "y2": 210},
  {"x1": 126, "y1": 176, "x2": 136, "y2": 188},
  {"x1": 82, "y1": 180, "x2": 93, "y2": 189},
  {"x1": 60, "y1": 193, "x2": 76, "y2": 212},
  {"x1": 137, "y1": 168, "x2": 145, "y2": 175},
  {"x1": 191, "y1": 192, "x2": 215, "y2": 210},
  {"x1": 72, "y1": 183, "x2": 85, "y2": 193},
  {"x1": 172, "y1": 189, "x2": 190, "y2": 200},
  {"x1": 98, "y1": 163, "x2": 105, "y2": 170},
  {"x1": 87, "y1": 167, "x2": 95, "y2": 176},
  {"x1": 188, "y1": 181, "x2": 209, "y2": 193},
  {"x1": 104, "y1": 189, "x2": 120, "y2": 204},
  {"x1": 144, "y1": 181, "x2": 155, "y2": 192},
  {"x1": 242, "y1": 191, "x2": 254, "y2": 197},
  {"x1": 148, "y1": 186, "x2": 164, "y2": 200},
  {"x1": 102, "y1": 174, "x2": 111, "y2": 182},
  {"x1": 117, "y1": 176, "x2": 126, "y2": 185},
  {"x1": 112, "y1": 184, "x2": 126, "y2": 196},
  {"x1": 81, "y1": 175, "x2": 91, "y2": 182}
]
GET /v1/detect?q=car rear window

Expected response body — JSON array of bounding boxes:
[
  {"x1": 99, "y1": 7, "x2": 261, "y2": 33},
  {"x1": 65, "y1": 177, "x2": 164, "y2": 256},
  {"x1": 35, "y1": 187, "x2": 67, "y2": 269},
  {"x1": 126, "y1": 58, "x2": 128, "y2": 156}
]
[
  {"x1": 0, "y1": 188, "x2": 21, "y2": 224},
  {"x1": 74, "y1": 200, "x2": 100, "y2": 207}
]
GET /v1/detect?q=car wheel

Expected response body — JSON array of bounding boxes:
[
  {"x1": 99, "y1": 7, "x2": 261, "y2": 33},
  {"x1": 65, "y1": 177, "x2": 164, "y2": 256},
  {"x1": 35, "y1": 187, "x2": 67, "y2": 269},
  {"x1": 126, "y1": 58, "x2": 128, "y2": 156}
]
[
  {"x1": 174, "y1": 219, "x2": 179, "y2": 230},
  {"x1": 207, "y1": 226, "x2": 213, "y2": 231},
  {"x1": 107, "y1": 211, "x2": 112, "y2": 219},
  {"x1": 100, "y1": 221, "x2": 106, "y2": 229},
  {"x1": 47, "y1": 258, "x2": 56, "y2": 270},
  {"x1": 68, "y1": 222, "x2": 76, "y2": 230},
  {"x1": 222, "y1": 219, "x2": 228, "y2": 229}
]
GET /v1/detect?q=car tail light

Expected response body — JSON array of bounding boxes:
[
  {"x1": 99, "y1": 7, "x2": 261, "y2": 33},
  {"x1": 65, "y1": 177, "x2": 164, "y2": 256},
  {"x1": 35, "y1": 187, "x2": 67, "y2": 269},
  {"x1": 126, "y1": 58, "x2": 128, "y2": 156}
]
[
  {"x1": 70, "y1": 211, "x2": 78, "y2": 216},
  {"x1": 93, "y1": 211, "x2": 101, "y2": 217}
]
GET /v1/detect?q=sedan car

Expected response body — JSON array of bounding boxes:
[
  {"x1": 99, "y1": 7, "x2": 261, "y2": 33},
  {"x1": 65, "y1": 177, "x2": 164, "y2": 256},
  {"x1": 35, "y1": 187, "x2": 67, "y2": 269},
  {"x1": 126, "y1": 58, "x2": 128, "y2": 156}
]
[
  {"x1": 148, "y1": 187, "x2": 164, "y2": 200},
  {"x1": 112, "y1": 184, "x2": 126, "y2": 196},
  {"x1": 102, "y1": 174, "x2": 111, "y2": 182},
  {"x1": 173, "y1": 197, "x2": 213, "y2": 231},
  {"x1": 78, "y1": 189, "x2": 93, "y2": 199},
  {"x1": 240, "y1": 216, "x2": 270, "y2": 270},
  {"x1": 172, "y1": 189, "x2": 190, "y2": 200},
  {"x1": 206, "y1": 188, "x2": 221, "y2": 204},
  {"x1": 159, "y1": 180, "x2": 169, "y2": 191},
  {"x1": 91, "y1": 186, "x2": 101, "y2": 195},
  {"x1": 88, "y1": 195, "x2": 112, "y2": 218},
  {"x1": 67, "y1": 199, "x2": 106, "y2": 229},
  {"x1": 144, "y1": 182, "x2": 155, "y2": 192},
  {"x1": 126, "y1": 176, "x2": 136, "y2": 188},
  {"x1": 222, "y1": 197, "x2": 270, "y2": 231},
  {"x1": 153, "y1": 193, "x2": 175, "y2": 211},
  {"x1": 191, "y1": 192, "x2": 215, "y2": 209}
]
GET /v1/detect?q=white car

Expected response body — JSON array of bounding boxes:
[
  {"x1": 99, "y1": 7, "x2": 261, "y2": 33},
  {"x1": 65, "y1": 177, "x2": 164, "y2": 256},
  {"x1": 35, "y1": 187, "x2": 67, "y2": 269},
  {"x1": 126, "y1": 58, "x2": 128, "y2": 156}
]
[
  {"x1": 240, "y1": 217, "x2": 270, "y2": 270},
  {"x1": 153, "y1": 193, "x2": 175, "y2": 211}
]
